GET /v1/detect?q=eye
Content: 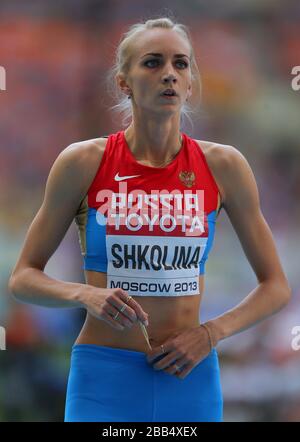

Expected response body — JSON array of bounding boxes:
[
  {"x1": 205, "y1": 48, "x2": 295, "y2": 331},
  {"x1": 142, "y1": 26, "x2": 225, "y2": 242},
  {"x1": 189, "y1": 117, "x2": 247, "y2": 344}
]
[
  {"x1": 144, "y1": 59, "x2": 160, "y2": 68},
  {"x1": 143, "y1": 59, "x2": 188, "y2": 69},
  {"x1": 176, "y1": 60, "x2": 188, "y2": 69}
]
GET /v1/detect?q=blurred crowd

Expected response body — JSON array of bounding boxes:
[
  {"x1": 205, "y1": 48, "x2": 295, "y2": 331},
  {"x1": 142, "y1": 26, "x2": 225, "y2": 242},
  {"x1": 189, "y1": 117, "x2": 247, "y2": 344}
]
[{"x1": 0, "y1": 0, "x2": 299, "y2": 421}]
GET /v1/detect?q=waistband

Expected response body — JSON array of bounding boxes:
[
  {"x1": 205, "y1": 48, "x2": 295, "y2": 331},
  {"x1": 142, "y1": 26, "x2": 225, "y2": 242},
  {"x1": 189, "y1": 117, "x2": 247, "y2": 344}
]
[
  {"x1": 71, "y1": 343, "x2": 217, "y2": 364},
  {"x1": 72, "y1": 343, "x2": 149, "y2": 362}
]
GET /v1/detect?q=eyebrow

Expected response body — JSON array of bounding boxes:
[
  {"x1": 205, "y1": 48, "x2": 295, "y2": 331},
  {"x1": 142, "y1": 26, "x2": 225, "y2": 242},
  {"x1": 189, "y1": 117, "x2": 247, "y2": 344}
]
[{"x1": 141, "y1": 53, "x2": 190, "y2": 59}]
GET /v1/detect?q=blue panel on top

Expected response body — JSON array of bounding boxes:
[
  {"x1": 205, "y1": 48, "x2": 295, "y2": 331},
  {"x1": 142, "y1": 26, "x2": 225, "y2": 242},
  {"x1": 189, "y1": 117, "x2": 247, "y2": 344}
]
[
  {"x1": 83, "y1": 207, "x2": 108, "y2": 272},
  {"x1": 199, "y1": 210, "x2": 217, "y2": 275}
]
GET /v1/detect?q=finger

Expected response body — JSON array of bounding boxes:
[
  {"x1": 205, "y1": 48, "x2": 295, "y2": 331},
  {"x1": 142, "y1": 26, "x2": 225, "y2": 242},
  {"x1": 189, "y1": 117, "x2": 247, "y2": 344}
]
[
  {"x1": 107, "y1": 291, "x2": 138, "y2": 323},
  {"x1": 152, "y1": 352, "x2": 181, "y2": 370},
  {"x1": 100, "y1": 310, "x2": 124, "y2": 330},
  {"x1": 104, "y1": 304, "x2": 133, "y2": 329},
  {"x1": 116, "y1": 290, "x2": 149, "y2": 324},
  {"x1": 147, "y1": 347, "x2": 167, "y2": 363},
  {"x1": 175, "y1": 363, "x2": 194, "y2": 380},
  {"x1": 163, "y1": 358, "x2": 187, "y2": 375},
  {"x1": 147, "y1": 342, "x2": 176, "y2": 363}
]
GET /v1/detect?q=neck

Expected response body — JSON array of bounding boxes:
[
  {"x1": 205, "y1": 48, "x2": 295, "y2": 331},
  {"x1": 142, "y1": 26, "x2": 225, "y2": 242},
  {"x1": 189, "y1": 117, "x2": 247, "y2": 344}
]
[{"x1": 124, "y1": 118, "x2": 182, "y2": 166}]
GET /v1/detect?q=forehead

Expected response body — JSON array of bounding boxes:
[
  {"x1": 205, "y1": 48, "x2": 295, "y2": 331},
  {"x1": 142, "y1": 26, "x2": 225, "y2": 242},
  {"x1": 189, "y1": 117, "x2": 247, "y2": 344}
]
[{"x1": 132, "y1": 28, "x2": 191, "y2": 59}]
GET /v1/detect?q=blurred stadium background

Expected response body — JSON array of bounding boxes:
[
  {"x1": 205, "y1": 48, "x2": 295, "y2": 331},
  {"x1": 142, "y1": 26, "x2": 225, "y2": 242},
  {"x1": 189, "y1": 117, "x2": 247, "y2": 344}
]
[{"x1": 1, "y1": 0, "x2": 300, "y2": 422}]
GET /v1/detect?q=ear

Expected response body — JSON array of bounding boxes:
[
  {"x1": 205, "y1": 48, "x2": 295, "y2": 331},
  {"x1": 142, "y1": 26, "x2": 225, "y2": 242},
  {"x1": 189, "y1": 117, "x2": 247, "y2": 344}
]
[
  {"x1": 187, "y1": 83, "x2": 192, "y2": 100},
  {"x1": 116, "y1": 73, "x2": 131, "y2": 95}
]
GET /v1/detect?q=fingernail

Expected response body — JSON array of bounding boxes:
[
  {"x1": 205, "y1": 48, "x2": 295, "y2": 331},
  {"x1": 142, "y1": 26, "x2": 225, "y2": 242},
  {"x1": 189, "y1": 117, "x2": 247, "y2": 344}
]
[{"x1": 144, "y1": 319, "x2": 149, "y2": 326}]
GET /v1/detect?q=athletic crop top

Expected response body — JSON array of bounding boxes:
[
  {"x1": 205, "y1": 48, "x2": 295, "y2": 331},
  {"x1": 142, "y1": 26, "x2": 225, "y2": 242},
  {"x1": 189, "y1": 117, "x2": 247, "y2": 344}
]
[{"x1": 75, "y1": 130, "x2": 221, "y2": 297}]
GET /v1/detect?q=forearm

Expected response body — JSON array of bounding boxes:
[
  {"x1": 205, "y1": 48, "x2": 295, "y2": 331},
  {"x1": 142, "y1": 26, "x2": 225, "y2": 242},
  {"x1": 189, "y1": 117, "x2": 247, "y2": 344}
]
[
  {"x1": 206, "y1": 279, "x2": 291, "y2": 346},
  {"x1": 8, "y1": 267, "x2": 87, "y2": 308}
]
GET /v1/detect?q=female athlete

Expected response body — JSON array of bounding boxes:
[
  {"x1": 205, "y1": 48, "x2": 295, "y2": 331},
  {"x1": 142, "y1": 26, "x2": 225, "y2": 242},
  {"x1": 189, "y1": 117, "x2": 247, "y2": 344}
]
[{"x1": 8, "y1": 17, "x2": 291, "y2": 422}]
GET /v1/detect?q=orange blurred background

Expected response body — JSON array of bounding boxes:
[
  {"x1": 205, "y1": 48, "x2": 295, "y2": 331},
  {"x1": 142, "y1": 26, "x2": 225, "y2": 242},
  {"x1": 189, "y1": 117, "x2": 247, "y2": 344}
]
[{"x1": 1, "y1": 0, "x2": 300, "y2": 421}]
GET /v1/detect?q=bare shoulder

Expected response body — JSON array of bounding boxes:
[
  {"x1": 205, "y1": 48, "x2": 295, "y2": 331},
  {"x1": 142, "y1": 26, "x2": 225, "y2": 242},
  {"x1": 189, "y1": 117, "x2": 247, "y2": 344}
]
[
  {"x1": 194, "y1": 139, "x2": 252, "y2": 206},
  {"x1": 194, "y1": 139, "x2": 243, "y2": 174},
  {"x1": 62, "y1": 136, "x2": 108, "y2": 173},
  {"x1": 55, "y1": 137, "x2": 108, "y2": 194}
]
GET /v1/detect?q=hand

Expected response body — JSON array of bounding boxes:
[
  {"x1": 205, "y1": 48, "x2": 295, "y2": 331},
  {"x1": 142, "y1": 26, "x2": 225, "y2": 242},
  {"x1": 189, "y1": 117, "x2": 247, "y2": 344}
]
[
  {"x1": 146, "y1": 325, "x2": 212, "y2": 380},
  {"x1": 82, "y1": 286, "x2": 149, "y2": 331}
]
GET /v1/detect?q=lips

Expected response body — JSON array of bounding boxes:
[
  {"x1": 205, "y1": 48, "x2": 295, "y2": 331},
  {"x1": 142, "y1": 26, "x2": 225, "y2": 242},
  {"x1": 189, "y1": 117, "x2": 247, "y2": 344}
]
[{"x1": 160, "y1": 88, "x2": 177, "y2": 96}]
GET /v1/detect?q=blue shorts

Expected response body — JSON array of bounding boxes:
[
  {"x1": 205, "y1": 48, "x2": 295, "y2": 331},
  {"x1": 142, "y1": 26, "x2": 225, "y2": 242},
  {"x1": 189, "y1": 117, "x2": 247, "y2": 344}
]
[{"x1": 64, "y1": 343, "x2": 223, "y2": 422}]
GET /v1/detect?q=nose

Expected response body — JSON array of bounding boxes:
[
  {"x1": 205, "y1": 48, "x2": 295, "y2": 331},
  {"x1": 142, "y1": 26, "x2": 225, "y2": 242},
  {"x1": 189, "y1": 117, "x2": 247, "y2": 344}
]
[
  {"x1": 162, "y1": 73, "x2": 177, "y2": 84},
  {"x1": 161, "y1": 62, "x2": 177, "y2": 84}
]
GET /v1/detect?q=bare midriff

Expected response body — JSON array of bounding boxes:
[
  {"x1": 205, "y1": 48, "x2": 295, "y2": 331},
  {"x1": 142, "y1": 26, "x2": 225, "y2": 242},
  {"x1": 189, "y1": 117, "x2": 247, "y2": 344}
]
[{"x1": 74, "y1": 270, "x2": 204, "y2": 353}]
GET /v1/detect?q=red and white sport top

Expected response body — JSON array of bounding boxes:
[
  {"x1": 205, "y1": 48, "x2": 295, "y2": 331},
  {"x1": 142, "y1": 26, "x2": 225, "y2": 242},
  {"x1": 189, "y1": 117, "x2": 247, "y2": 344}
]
[{"x1": 75, "y1": 130, "x2": 221, "y2": 297}]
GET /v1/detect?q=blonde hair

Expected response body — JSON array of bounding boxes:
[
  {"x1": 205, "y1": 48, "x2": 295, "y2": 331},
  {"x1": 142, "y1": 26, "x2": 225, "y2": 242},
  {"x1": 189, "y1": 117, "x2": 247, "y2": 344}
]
[{"x1": 106, "y1": 16, "x2": 202, "y2": 130}]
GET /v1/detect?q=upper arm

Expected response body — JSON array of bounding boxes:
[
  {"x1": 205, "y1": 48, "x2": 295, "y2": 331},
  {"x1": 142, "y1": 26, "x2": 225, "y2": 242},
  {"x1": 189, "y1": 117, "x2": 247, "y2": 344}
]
[
  {"x1": 217, "y1": 146, "x2": 288, "y2": 284},
  {"x1": 11, "y1": 140, "x2": 104, "y2": 274}
]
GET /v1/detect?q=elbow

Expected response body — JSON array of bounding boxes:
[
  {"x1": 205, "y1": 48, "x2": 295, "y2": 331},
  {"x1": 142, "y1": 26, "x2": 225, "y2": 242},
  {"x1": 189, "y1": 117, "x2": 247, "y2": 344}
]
[
  {"x1": 8, "y1": 271, "x2": 24, "y2": 301},
  {"x1": 276, "y1": 280, "x2": 292, "y2": 310},
  {"x1": 282, "y1": 283, "x2": 292, "y2": 306},
  {"x1": 8, "y1": 273, "x2": 19, "y2": 299},
  {"x1": 261, "y1": 277, "x2": 292, "y2": 312}
]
